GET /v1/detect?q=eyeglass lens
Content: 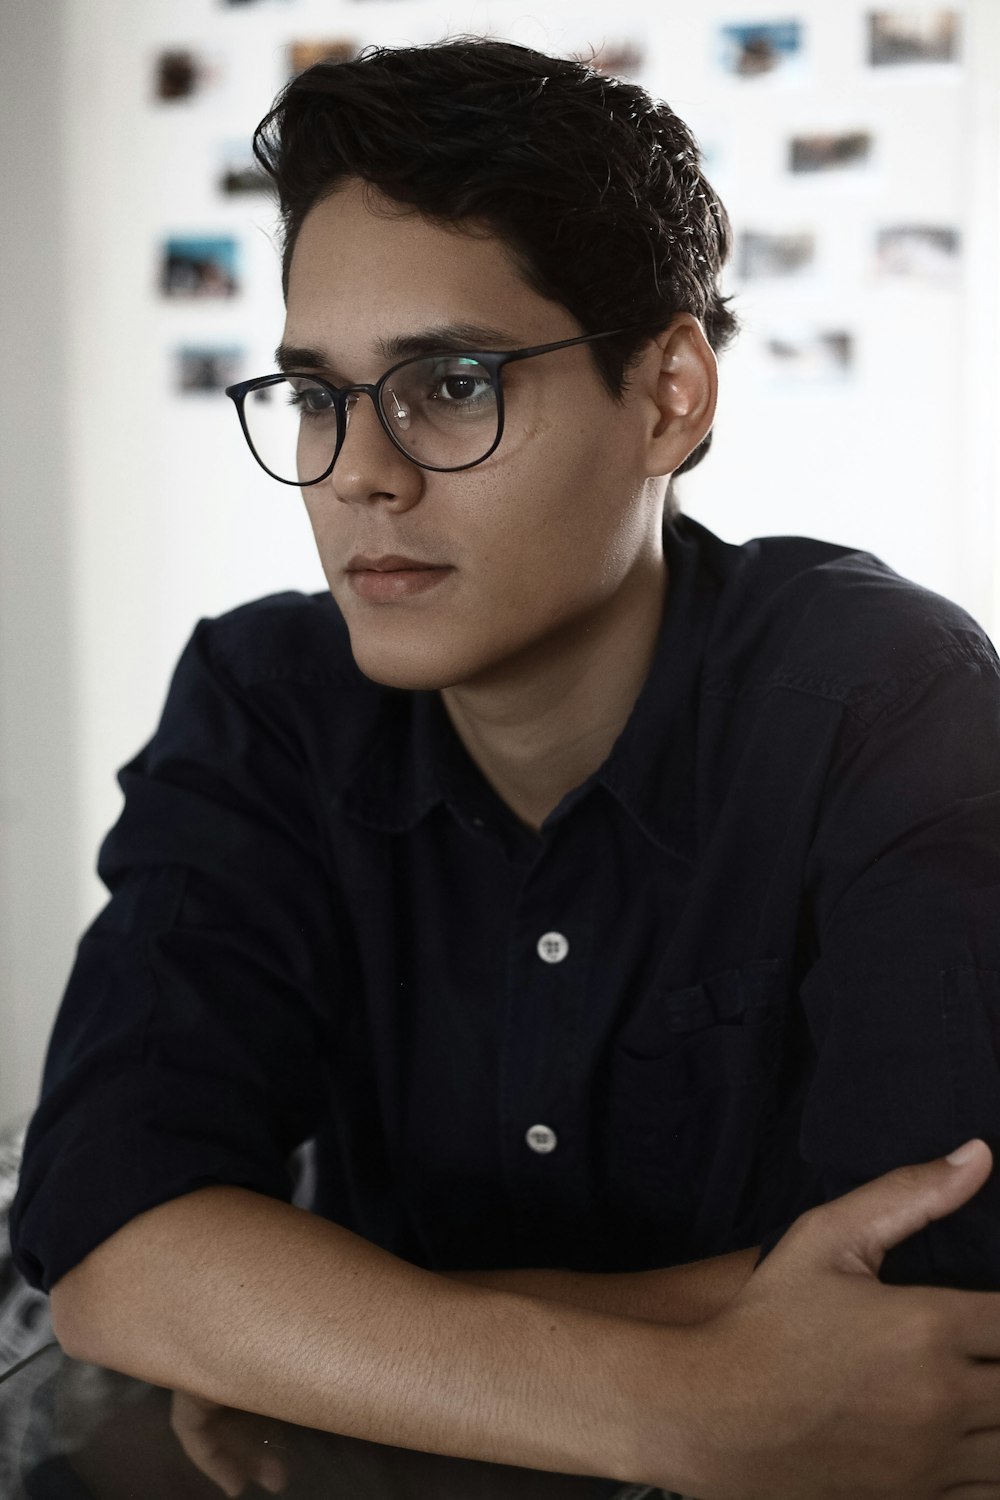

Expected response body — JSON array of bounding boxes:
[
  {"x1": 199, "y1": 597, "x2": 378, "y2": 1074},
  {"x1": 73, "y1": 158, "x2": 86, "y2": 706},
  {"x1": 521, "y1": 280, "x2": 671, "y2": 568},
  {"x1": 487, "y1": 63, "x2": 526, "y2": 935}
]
[{"x1": 241, "y1": 355, "x2": 500, "y2": 481}]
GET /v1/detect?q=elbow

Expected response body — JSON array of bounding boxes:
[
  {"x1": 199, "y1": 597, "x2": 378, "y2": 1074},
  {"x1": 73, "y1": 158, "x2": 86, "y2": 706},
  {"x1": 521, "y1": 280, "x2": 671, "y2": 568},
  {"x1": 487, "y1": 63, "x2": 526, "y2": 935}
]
[
  {"x1": 50, "y1": 1262, "x2": 98, "y2": 1363},
  {"x1": 49, "y1": 1244, "x2": 125, "y2": 1367}
]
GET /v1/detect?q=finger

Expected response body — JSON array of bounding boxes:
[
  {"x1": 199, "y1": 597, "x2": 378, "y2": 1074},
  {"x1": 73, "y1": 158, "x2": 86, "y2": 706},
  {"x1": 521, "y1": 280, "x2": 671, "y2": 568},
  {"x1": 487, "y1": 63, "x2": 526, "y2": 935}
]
[
  {"x1": 958, "y1": 1425, "x2": 1000, "y2": 1463},
  {"x1": 231, "y1": 1429, "x2": 288, "y2": 1495},
  {"x1": 256, "y1": 1451, "x2": 289, "y2": 1493},
  {"x1": 959, "y1": 1309, "x2": 1000, "y2": 1362},
  {"x1": 177, "y1": 1433, "x2": 248, "y2": 1499},
  {"x1": 801, "y1": 1140, "x2": 993, "y2": 1277},
  {"x1": 214, "y1": 1412, "x2": 289, "y2": 1495},
  {"x1": 942, "y1": 1422, "x2": 1000, "y2": 1492},
  {"x1": 964, "y1": 1360, "x2": 1000, "y2": 1418},
  {"x1": 170, "y1": 1401, "x2": 250, "y2": 1498}
]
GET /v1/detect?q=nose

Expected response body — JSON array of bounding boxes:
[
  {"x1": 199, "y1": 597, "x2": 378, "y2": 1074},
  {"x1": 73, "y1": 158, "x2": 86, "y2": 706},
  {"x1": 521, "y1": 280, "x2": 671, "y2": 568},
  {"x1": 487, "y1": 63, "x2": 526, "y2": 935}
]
[{"x1": 327, "y1": 389, "x2": 423, "y2": 510}]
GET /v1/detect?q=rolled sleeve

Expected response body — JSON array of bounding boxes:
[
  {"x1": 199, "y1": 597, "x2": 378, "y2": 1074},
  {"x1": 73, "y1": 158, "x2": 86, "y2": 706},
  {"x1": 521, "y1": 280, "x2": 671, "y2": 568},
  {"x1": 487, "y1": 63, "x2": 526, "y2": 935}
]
[
  {"x1": 760, "y1": 636, "x2": 1000, "y2": 1288},
  {"x1": 10, "y1": 618, "x2": 342, "y2": 1293}
]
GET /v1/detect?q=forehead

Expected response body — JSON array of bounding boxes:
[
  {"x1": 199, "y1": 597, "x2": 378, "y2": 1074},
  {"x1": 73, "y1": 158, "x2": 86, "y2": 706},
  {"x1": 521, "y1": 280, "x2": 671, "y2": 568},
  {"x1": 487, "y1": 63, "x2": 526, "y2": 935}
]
[{"x1": 285, "y1": 179, "x2": 555, "y2": 345}]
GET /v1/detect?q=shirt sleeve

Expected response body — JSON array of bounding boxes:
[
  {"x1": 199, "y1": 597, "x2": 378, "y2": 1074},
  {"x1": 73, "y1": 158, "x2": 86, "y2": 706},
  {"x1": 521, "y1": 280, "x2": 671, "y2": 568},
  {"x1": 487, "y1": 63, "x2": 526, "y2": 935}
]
[
  {"x1": 759, "y1": 631, "x2": 1000, "y2": 1289},
  {"x1": 9, "y1": 617, "x2": 343, "y2": 1293}
]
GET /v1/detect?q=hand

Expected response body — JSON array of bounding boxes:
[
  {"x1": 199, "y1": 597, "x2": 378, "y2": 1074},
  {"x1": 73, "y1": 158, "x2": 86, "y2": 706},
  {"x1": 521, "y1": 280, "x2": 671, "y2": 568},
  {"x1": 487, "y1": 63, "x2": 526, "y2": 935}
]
[
  {"x1": 169, "y1": 1389, "x2": 290, "y2": 1497},
  {"x1": 661, "y1": 1139, "x2": 1000, "y2": 1500}
]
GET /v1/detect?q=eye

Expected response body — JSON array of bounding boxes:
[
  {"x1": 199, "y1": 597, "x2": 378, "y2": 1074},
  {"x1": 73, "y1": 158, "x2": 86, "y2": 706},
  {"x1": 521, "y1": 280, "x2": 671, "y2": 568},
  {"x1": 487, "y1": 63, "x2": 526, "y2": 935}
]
[
  {"x1": 286, "y1": 380, "x2": 335, "y2": 416},
  {"x1": 421, "y1": 358, "x2": 494, "y2": 406},
  {"x1": 434, "y1": 369, "x2": 492, "y2": 402}
]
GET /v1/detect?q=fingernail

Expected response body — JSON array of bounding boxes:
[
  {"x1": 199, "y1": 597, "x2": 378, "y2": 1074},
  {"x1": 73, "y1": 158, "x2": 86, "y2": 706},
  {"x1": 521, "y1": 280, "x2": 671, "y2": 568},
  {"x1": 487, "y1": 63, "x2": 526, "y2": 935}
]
[{"x1": 947, "y1": 1139, "x2": 981, "y2": 1165}]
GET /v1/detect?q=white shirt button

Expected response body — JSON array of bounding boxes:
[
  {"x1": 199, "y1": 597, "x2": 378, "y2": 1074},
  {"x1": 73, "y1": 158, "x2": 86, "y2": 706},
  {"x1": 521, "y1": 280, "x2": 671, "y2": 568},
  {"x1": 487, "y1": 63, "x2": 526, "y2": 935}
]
[
  {"x1": 525, "y1": 1124, "x2": 558, "y2": 1153},
  {"x1": 536, "y1": 931, "x2": 569, "y2": 964}
]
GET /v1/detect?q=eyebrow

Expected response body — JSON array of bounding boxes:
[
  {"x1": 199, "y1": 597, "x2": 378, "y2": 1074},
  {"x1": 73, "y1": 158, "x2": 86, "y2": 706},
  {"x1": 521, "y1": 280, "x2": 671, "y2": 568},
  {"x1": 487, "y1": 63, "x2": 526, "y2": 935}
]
[{"x1": 273, "y1": 322, "x2": 520, "y2": 377}]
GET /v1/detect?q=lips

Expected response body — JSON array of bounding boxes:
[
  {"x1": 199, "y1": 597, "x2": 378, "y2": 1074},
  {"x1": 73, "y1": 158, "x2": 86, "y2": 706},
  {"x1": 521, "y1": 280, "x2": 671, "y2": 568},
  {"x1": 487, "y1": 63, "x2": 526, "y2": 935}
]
[
  {"x1": 346, "y1": 553, "x2": 444, "y2": 573},
  {"x1": 346, "y1": 561, "x2": 453, "y2": 602}
]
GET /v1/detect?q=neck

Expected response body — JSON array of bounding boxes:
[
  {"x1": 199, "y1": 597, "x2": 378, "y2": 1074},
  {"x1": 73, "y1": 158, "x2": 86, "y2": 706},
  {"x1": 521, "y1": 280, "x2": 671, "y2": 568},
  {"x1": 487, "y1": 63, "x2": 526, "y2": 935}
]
[{"x1": 440, "y1": 551, "x2": 669, "y2": 834}]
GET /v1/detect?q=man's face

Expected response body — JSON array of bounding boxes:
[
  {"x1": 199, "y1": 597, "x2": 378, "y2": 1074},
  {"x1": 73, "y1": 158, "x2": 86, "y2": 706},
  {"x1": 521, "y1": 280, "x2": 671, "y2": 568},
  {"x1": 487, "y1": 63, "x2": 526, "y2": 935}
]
[{"x1": 283, "y1": 178, "x2": 666, "y2": 692}]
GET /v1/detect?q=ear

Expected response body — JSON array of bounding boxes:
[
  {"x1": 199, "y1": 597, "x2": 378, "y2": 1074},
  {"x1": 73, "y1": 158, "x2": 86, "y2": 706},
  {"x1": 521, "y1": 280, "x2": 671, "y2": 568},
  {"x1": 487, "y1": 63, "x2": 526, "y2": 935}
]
[{"x1": 638, "y1": 314, "x2": 718, "y2": 478}]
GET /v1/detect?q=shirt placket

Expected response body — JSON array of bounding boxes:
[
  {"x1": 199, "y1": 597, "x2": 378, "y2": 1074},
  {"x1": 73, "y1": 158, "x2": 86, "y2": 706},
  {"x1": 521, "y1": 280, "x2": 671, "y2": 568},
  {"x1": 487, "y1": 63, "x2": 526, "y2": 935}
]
[{"x1": 499, "y1": 825, "x2": 599, "y2": 1260}]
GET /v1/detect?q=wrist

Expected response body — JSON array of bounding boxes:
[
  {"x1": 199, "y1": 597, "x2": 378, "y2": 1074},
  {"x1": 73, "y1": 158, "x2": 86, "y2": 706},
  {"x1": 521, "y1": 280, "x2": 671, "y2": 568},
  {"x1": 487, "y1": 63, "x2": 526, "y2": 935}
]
[{"x1": 575, "y1": 1311, "x2": 717, "y2": 1492}]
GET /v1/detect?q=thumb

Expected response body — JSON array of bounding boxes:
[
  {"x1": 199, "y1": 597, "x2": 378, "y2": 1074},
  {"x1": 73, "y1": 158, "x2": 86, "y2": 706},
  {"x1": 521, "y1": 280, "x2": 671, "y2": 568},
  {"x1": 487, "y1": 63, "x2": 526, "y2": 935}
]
[{"x1": 805, "y1": 1138, "x2": 993, "y2": 1278}]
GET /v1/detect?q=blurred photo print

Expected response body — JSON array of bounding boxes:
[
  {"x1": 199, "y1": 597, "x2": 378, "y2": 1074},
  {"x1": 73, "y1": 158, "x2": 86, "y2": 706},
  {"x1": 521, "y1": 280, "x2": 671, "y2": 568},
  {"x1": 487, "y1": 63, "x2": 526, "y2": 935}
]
[
  {"x1": 288, "y1": 40, "x2": 360, "y2": 75},
  {"x1": 876, "y1": 225, "x2": 961, "y2": 283},
  {"x1": 580, "y1": 40, "x2": 647, "y2": 77},
  {"x1": 217, "y1": 141, "x2": 272, "y2": 196},
  {"x1": 153, "y1": 49, "x2": 216, "y2": 102},
  {"x1": 159, "y1": 236, "x2": 240, "y2": 298},
  {"x1": 789, "y1": 129, "x2": 873, "y2": 174},
  {"x1": 868, "y1": 9, "x2": 961, "y2": 66},
  {"x1": 718, "y1": 20, "x2": 804, "y2": 79},
  {"x1": 175, "y1": 347, "x2": 244, "y2": 395},
  {"x1": 738, "y1": 230, "x2": 816, "y2": 279},
  {"x1": 763, "y1": 328, "x2": 855, "y2": 386}
]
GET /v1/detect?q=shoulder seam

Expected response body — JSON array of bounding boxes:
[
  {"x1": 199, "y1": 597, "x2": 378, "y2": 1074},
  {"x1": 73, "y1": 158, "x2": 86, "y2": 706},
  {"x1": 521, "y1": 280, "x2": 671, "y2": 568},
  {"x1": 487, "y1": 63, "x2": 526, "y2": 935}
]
[{"x1": 704, "y1": 633, "x2": 998, "y2": 731}]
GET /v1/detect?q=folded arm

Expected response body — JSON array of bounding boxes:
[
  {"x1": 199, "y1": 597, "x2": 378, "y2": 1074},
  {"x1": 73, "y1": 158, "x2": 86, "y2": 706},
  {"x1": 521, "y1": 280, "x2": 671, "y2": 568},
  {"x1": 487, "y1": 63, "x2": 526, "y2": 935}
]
[
  {"x1": 441, "y1": 1246, "x2": 759, "y2": 1324},
  {"x1": 50, "y1": 1183, "x2": 694, "y2": 1489},
  {"x1": 52, "y1": 1154, "x2": 1000, "y2": 1500}
]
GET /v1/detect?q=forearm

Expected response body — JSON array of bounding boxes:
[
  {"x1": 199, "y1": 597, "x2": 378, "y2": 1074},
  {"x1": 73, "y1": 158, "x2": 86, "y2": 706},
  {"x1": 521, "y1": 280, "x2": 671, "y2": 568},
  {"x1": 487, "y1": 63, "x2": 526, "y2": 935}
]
[
  {"x1": 443, "y1": 1247, "x2": 759, "y2": 1324},
  {"x1": 50, "y1": 1185, "x2": 701, "y2": 1488}
]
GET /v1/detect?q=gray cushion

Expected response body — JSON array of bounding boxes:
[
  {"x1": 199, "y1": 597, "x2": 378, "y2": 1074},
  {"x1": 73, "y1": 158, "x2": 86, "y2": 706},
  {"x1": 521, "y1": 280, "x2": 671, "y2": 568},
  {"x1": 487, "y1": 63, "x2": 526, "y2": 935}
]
[{"x1": 0, "y1": 1116, "x2": 53, "y2": 1374}]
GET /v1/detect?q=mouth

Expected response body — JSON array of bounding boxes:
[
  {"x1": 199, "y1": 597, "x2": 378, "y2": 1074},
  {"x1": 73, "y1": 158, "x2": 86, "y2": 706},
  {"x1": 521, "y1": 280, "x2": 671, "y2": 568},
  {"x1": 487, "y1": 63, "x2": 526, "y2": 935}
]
[
  {"x1": 345, "y1": 559, "x2": 454, "y2": 603},
  {"x1": 346, "y1": 553, "x2": 447, "y2": 573}
]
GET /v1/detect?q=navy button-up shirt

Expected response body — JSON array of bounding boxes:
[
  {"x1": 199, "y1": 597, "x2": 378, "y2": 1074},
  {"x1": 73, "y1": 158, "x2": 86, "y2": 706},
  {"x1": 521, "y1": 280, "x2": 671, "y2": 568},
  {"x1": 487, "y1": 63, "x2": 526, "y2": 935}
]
[{"x1": 11, "y1": 514, "x2": 1000, "y2": 1295}]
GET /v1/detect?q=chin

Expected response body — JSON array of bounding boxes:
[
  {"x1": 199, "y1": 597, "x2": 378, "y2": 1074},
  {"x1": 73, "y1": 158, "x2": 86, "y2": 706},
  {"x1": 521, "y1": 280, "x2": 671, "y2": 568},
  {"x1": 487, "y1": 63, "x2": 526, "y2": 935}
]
[{"x1": 345, "y1": 631, "x2": 477, "y2": 693}]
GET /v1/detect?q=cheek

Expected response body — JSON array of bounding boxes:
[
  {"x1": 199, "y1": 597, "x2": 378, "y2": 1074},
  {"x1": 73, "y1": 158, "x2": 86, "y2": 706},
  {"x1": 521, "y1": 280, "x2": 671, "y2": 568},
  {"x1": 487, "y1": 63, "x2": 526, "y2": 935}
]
[
  {"x1": 300, "y1": 492, "x2": 334, "y2": 558},
  {"x1": 475, "y1": 393, "x2": 620, "y2": 517},
  {"x1": 299, "y1": 493, "x2": 359, "y2": 598},
  {"x1": 460, "y1": 465, "x2": 638, "y2": 622}
]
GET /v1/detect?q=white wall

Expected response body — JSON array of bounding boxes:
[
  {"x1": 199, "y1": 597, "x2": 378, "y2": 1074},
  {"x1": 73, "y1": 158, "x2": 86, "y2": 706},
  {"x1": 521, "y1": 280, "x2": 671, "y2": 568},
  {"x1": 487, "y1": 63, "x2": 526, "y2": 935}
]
[
  {"x1": 678, "y1": 0, "x2": 1000, "y2": 619},
  {"x1": 2, "y1": 0, "x2": 999, "y2": 1122},
  {"x1": 0, "y1": 0, "x2": 79, "y2": 1125}
]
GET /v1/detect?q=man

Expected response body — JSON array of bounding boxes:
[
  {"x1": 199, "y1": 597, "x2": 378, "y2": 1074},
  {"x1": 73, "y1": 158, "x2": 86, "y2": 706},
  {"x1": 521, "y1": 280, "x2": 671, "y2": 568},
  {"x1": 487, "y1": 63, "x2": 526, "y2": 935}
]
[{"x1": 10, "y1": 36, "x2": 1000, "y2": 1500}]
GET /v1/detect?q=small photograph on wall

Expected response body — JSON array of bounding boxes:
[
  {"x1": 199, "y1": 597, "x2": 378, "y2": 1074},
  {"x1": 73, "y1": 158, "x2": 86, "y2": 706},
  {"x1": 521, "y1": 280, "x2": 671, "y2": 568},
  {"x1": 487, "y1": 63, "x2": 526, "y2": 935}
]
[
  {"x1": 288, "y1": 40, "x2": 360, "y2": 75},
  {"x1": 153, "y1": 49, "x2": 217, "y2": 102},
  {"x1": 763, "y1": 328, "x2": 855, "y2": 385},
  {"x1": 160, "y1": 237, "x2": 240, "y2": 298},
  {"x1": 718, "y1": 21, "x2": 804, "y2": 79},
  {"x1": 217, "y1": 141, "x2": 273, "y2": 196},
  {"x1": 789, "y1": 130, "x2": 873, "y2": 174},
  {"x1": 875, "y1": 225, "x2": 960, "y2": 283},
  {"x1": 738, "y1": 230, "x2": 816, "y2": 279},
  {"x1": 175, "y1": 347, "x2": 245, "y2": 394},
  {"x1": 868, "y1": 9, "x2": 961, "y2": 67},
  {"x1": 577, "y1": 40, "x2": 647, "y2": 77}
]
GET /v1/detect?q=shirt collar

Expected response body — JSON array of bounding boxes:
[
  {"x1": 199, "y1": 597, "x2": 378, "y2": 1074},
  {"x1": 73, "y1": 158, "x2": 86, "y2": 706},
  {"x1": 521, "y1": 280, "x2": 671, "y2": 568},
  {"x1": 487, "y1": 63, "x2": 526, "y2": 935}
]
[
  {"x1": 339, "y1": 515, "x2": 719, "y2": 865},
  {"x1": 594, "y1": 515, "x2": 716, "y2": 863}
]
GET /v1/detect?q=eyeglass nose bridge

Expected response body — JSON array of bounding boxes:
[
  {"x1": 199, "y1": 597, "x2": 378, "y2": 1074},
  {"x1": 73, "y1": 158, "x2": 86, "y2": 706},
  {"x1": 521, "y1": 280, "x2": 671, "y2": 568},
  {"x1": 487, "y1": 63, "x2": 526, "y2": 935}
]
[{"x1": 335, "y1": 379, "x2": 411, "y2": 455}]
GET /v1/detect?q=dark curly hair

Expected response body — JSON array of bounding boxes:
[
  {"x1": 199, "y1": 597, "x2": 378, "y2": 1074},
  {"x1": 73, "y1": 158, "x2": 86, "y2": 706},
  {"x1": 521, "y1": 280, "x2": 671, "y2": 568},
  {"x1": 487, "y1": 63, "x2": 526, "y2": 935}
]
[{"x1": 251, "y1": 37, "x2": 739, "y2": 496}]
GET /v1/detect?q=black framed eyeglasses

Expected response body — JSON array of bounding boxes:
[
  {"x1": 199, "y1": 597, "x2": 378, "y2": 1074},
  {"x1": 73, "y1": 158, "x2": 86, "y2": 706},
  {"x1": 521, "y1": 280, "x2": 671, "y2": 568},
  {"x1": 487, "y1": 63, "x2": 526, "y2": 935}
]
[{"x1": 224, "y1": 325, "x2": 650, "y2": 484}]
